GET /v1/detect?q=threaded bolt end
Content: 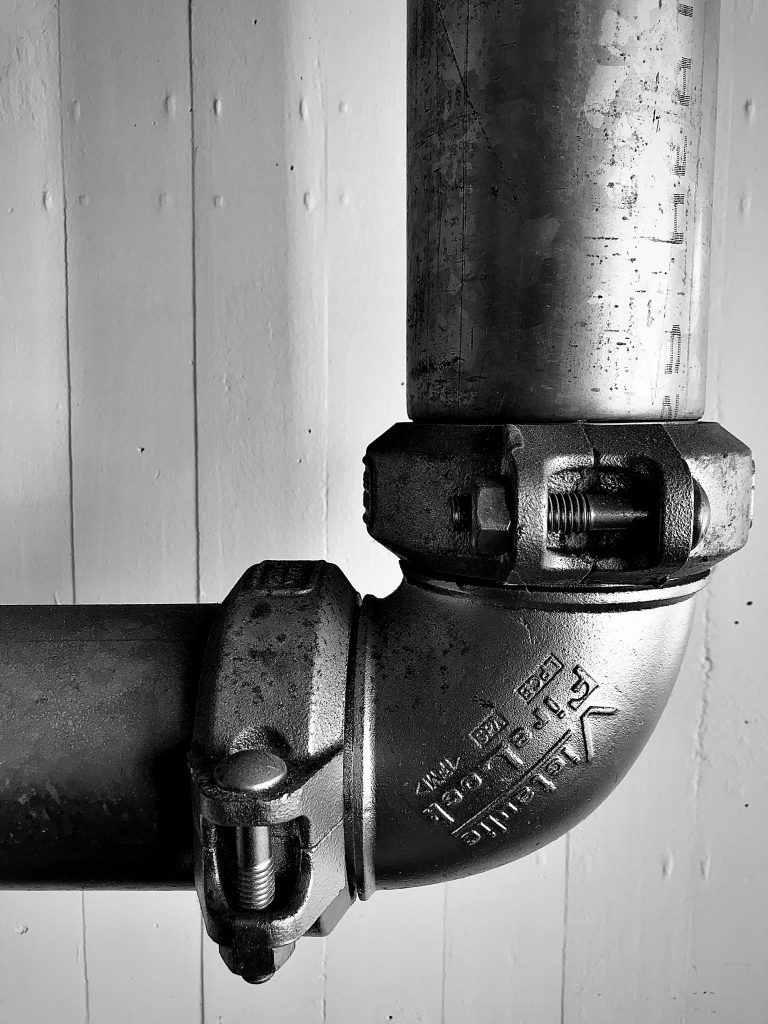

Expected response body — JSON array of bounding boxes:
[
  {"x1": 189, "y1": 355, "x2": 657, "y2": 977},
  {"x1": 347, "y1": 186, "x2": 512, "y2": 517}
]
[
  {"x1": 548, "y1": 492, "x2": 591, "y2": 534},
  {"x1": 451, "y1": 494, "x2": 473, "y2": 532},
  {"x1": 236, "y1": 857, "x2": 276, "y2": 911}
]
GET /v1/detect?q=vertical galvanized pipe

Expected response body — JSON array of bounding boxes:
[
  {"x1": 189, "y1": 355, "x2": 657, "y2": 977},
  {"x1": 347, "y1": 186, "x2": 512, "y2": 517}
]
[{"x1": 407, "y1": 0, "x2": 720, "y2": 422}]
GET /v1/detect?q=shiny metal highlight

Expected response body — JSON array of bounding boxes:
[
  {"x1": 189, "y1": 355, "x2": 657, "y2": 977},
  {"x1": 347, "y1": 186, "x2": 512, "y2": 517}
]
[
  {"x1": 407, "y1": 0, "x2": 720, "y2": 422},
  {"x1": 547, "y1": 492, "x2": 649, "y2": 534},
  {"x1": 235, "y1": 828, "x2": 276, "y2": 910}
]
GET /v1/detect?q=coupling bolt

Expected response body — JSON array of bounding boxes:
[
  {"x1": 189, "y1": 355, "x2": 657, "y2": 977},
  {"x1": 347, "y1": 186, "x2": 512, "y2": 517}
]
[
  {"x1": 214, "y1": 749, "x2": 288, "y2": 911},
  {"x1": 548, "y1": 492, "x2": 648, "y2": 535}
]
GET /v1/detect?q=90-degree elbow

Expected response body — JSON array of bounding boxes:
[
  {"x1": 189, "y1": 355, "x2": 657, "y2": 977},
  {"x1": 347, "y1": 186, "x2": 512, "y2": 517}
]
[{"x1": 347, "y1": 570, "x2": 705, "y2": 897}]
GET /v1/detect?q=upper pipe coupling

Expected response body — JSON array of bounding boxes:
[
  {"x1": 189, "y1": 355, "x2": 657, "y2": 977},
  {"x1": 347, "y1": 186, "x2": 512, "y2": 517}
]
[
  {"x1": 363, "y1": 421, "x2": 753, "y2": 587},
  {"x1": 189, "y1": 562, "x2": 356, "y2": 983}
]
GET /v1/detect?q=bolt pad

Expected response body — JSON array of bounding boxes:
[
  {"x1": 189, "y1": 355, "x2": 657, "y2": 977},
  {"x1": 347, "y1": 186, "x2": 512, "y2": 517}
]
[
  {"x1": 214, "y1": 751, "x2": 288, "y2": 794},
  {"x1": 363, "y1": 421, "x2": 752, "y2": 587}
]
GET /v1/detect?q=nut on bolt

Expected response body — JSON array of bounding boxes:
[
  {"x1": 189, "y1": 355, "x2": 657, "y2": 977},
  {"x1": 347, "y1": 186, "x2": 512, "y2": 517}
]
[
  {"x1": 474, "y1": 482, "x2": 512, "y2": 555},
  {"x1": 219, "y1": 938, "x2": 296, "y2": 987},
  {"x1": 214, "y1": 749, "x2": 288, "y2": 912}
]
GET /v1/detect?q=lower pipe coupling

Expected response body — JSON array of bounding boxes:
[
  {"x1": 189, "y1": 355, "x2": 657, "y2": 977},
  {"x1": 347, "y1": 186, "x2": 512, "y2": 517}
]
[{"x1": 188, "y1": 562, "x2": 356, "y2": 984}]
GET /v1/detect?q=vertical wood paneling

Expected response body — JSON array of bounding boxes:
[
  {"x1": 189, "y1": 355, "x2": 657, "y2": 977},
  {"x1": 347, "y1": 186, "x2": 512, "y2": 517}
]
[
  {"x1": 0, "y1": 0, "x2": 72, "y2": 603},
  {"x1": 83, "y1": 892, "x2": 202, "y2": 1024},
  {"x1": 0, "y1": 892, "x2": 86, "y2": 1024},
  {"x1": 683, "y1": 0, "x2": 768, "y2": 1017},
  {"x1": 58, "y1": 1, "x2": 201, "y2": 1020},
  {"x1": 320, "y1": 0, "x2": 406, "y2": 600},
  {"x1": 443, "y1": 845, "x2": 567, "y2": 1024},
  {"x1": 562, "y1": 612, "x2": 709, "y2": 1023},
  {"x1": 325, "y1": 890, "x2": 445, "y2": 1024},
  {"x1": 193, "y1": 0, "x2": 329, "y2": 594},
  {"x1": 191, "y1": 3, "x2": 328, "y2": 1018},
  {"x1": 0, "y1": 3, "x2": 85, "y2": 1021},
  {"x1": 60, "y1": 0, "x2": 197, "y2": 604}
]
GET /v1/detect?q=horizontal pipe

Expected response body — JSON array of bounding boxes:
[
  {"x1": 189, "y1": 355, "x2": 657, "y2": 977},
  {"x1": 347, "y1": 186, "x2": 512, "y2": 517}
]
[
  {"x1": 0, "y1": 605, "x2": 216, "y2": 887},
  {"x1": 407, "y1": 0, "x2": 720, "y2": 422}
]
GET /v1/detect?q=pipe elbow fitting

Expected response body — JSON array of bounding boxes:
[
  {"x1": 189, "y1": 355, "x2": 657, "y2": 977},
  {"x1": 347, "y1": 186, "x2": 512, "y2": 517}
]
[
  {"x1": 190, "y1": 420, "x2": 750, "y2": 980},
  {"x1": 348, "y1": 571, "x2": 706, "y2": 897}
]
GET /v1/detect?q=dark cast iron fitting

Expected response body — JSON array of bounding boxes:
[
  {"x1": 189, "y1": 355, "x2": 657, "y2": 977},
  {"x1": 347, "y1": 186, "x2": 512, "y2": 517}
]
[{"x1": 213, "y1": 750, "x2": 288, "y2": 911}]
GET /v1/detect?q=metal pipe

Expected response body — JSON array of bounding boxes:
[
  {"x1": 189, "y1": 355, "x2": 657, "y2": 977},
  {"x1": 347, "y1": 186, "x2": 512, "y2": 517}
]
[
  {"x1": 407, "y1": 0, "x2": 720, "y2": 422},
  {"x1": 0, "y1": 605, "x2": 214, "y2": 887}
]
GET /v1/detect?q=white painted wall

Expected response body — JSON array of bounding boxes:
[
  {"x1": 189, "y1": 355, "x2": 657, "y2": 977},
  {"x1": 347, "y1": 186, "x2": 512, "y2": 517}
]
[{"x1": 0, "y1": 1, "x2": 764, "y2": 1021}]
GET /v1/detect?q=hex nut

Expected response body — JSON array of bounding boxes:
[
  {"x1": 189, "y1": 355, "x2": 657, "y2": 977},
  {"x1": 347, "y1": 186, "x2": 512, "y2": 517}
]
[
  {"x1": 219, "y1": 940, "x2": 296, "y2": 985},
  {"x1": 474, "y1": 483, "x2": 512, "y2": 555}
]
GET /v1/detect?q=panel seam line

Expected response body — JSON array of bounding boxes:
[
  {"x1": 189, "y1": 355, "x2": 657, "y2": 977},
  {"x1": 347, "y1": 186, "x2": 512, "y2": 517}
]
[
  {"x1": 560, "y1": 832, "x2": 571, "y2": 1024},
  {"x1": 187, "y1": 4, "x2": 205, "y2": 1019},
  {"x1": 56, "y1": 0, "x2": 77, "y2": 607},
  {"x1": 188, "y1": 0, "x2": 202, "y2": 606}
]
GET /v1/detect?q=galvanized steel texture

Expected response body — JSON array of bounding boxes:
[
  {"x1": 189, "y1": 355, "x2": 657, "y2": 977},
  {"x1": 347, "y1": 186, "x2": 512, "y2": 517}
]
[{"x1": 407, "y1": 0, "x2": 720, "y2": 422}]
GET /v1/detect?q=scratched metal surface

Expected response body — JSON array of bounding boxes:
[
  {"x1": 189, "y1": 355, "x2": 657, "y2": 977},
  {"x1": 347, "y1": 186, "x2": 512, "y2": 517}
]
[
  {"x1": 407, "y1": 0, "x2": 719, "y2": 423},
  {"x1": 0, "y1": 0, "x2": 765, "y2": 1022}
]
